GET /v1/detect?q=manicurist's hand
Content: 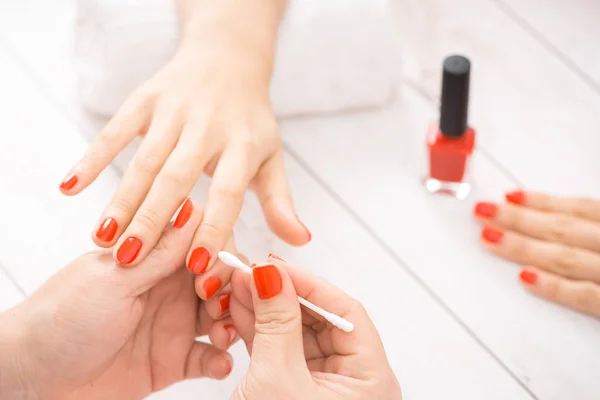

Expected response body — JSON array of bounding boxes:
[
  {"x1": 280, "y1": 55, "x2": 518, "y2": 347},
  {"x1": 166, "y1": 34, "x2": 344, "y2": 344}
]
[
  {"x1": 212, "y1": 256, "x2": 402, "y2": 400},
  {"x1": 475, "y1": 190, "x2": 600, "y2": 318},
  {"x1": 0, "y1": 201, "x2": 239, "y2": 400},
  {"x1": 59, "y1": 0, "x2": 310, "y2": 275}
]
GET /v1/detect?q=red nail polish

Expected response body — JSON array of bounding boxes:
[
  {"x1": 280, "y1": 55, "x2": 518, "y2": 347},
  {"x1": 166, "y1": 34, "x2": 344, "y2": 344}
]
[
  {"x1": 116, "y1": 237, "x2": 143, "y2": 265},
  {"x1": 481, "y1": 226, "x2": 504, "y2": 244},
  {"x1": 506, "y1": 191, "x2": 525, "y2": 205},
  {"x1": 174, "y1": 198, "x2": 193, "y2": 228},
  {"x1": 424, "y1": 55, "x2": 475, "y2": 199},
  {"x1": 188, "y1": 247, "x2": 211, "y2": 274},
  {"x1": 520, "y1": 269, "x2": 537, "y2": 285},
  {"x1": 224, "y1": 324, "x2": 237, "y2": 346},
  {"x1": 59, "y1": 173, "x2": 78, "y2": 191},
  {"x1": 203, "y1": 276, "x2": 222, "y2": 299},
  {"x1": 96, "y1": 218, "x2": 118, "y2": 242},
  {"x1": 474, "y1": 202, "x2": 497, "y2": 219},
  {"x1": 219, "y1": 294, "x2": 231, "y2": 315},
  {"x1": 253, "y1": 265, "x2": 283, "y2": 300},
  {"x1": 268, "y1": 253, "x2": 286, "y2": 262}
]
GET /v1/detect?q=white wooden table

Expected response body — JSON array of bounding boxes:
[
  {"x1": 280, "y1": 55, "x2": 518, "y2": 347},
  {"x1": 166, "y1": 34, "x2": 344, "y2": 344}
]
[{"x1": 1, "y1": 1, "x2": 599, "y2": 399}]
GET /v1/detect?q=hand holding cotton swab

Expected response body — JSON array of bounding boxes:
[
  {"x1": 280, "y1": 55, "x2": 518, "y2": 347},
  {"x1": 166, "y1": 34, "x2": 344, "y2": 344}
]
[{"x1": 218, "y1": 251, "x2": 354, "y2": 333}]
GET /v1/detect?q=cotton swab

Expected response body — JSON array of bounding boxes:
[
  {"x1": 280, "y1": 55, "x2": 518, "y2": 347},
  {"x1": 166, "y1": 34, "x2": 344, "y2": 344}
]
[{"x1": 217, "y1": 251, "x2": 355, "y2": 333}]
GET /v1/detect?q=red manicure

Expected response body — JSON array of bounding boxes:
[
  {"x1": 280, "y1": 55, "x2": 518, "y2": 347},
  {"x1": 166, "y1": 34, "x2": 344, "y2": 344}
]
[
  {"x1": 253, "y1": 265, "x2": 283, "y2": 300},
  {"x1": 174, "y1": 198, "x2": 193, "y2": 228},
  {"x1": 219, "y1": 294, "x2": 231, "y2": 315},
  {"x1": 116, "y1": 237, "x2": 142, "y2": 265},
  {"x1": 96, "y1": 218, "x2": 118, "y2": 242},
  {"x1": 188, "y1": 247, "x2": 211, "y2": 274},
  {"x1": 481, "y1": 226, "x2": 504, "y2": 244},
  {"x1": 506, "y1": 190, "x2": 525, "y2": 205},
  {"x1": 519, "y1": 269, "x2": 538, "y2": 285},
  {"x1": 59, "y1": 173, "x2": 78, "y2": 191},
  {"x1": 268, "y1": 253, "x2": 286, "y2": 262},
  {"x1": 474, "y1": 202, "x2": 498, "y2": 219},
  {"x1": 203, "y1": 276, "x2": 222, "y2": 299}
]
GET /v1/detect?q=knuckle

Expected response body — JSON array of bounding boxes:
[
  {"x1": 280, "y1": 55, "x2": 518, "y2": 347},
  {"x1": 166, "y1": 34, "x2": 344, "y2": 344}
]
[
  {"x1": 255, "y1": 309, "x2": 301, "y2": 335},
  {"x1": 134, "y1": 209, "x2": 163, "y2": 233},
  {"x1": 214, "y1": 183, "x2": 245, "y2": 203},
  {"x1": 554, "y1": 247, "x2": 580, "y2": 274},
  {"x1": 132, "y1": 154, "x2": 164, "y2": 176},
  {"x1": 161, "y1": 169, "x2": 190, "y2": 188},
  {"x1": 110, "y1": 197, "x2": 136, "y2": 216},
  {"x1": 543, "y1": 279, "x2": 562, "y2": 301},
  {"x1": 548, "y1": 214, "x2": 574, "y2": 242},
  {"x1": 572, "y1": 198, "x2": 599, "y2": 219},
  {"x1": 510, "y1": 238, "x2": 532, "y2": 261}
]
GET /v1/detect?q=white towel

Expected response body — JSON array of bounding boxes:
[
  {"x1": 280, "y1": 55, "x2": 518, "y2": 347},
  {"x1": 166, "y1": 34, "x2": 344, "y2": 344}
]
[{"x1": 74, "y1": 0, "x2": 402, "y2": 118}]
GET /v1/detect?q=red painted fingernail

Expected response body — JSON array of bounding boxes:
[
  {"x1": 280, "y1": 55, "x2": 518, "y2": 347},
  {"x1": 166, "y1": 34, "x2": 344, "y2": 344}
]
[
  {"x1": 506, "y1": 190, "x2": 525, "y2": 205},
  {"x1": 481, "y1": 226, "x2": 504, "y2": 244},
  {"x1": 203, "y1": 276, "x2": 222, "y2": 299},
  {"x1": 188, "y1": 247, "x2": 211, "y2": 274},
  {"x1": 174, "y1": 198, "x2": 193, "y2": 228},
  {"x1": 474, "y1": 202, "x2": 498, "y2": 219},
  {"x1": 59, "y1": 173, "x2": 78, "y2": 191},
  {"x1": 224, "y1": 324, "x2": 237, "y2": 346},
  {"x1": 96, "y1": 218, "x2": 118, "y2": 242},
  {"x1": 116, "y1": 237, "x2": 143, "y2": 265},
  {"x1": 219, "y1": 294, "x2": 231, "y2": 315},
  {"x1": 520, "y1": 269, "x2": 538, "y2": 285},
  {"x1": 253, "y1": 265, "x2": 283, "y2": 300},
  {"x1": 268, "y1": 253, "x2": 286, "y2": 262}
]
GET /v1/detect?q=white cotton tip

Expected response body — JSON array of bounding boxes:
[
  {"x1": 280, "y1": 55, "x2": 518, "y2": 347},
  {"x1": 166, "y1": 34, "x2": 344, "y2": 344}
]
[
  {"x1": 328, "y1": 314, "x2": 355, "y2": 333},
  {"x1": 218, "y1": 251, "x2": 253, "y2": 274}
]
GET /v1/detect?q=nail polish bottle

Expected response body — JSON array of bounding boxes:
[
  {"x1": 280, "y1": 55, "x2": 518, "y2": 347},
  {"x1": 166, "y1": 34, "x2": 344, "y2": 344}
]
[{"x1": 424, "y1": 55, "x2": 476, "y2": 199}]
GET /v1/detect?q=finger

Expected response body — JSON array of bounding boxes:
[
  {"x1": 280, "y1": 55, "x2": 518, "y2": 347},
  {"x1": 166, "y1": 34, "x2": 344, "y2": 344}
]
[
  {"x1": 480, "y1": 225, "x2": 600, "y2": 283},
  {"x1": 506, "y1": 190, "x2": 600, "y2": 224},
  {"x1": 59, "y1": 91, "x2": 153, "y2": 195},
  {"x1": 185, "y1": 341, "x2": 233, "y2": 380},
  {"x1": 187, "y1": 148, "x2": 257, "y2": 274},
  {"x1": 474, "y1": 202, "x2": 600, "y2": 253},
  {"x1": 204, "y1": 290, "x2": 232, "y2": 320},
  {"x1": 123, "y1": 200, "x2": 203, "y2": 294},
  {"x1": 229, "y1": 293, "x2": 256, "y2": 355},
  {"x1": 518, "y1": 267, "x2": 600, "y2": 318},
  {"x1": 93, "y1": 108, "x2": 182, "y2": 249},
  {"x1": 252, "y1": 151, "x2": 311, "y2": 246},
  {"x1": 193, "y1": 237, "x2": 237, "y2": 300},
  {"x1": 113, "y1": 129, "x2": 211, "y2": 264},
  {"x1": 208, "y1": 317, "x2": 240, "y2": 351}
]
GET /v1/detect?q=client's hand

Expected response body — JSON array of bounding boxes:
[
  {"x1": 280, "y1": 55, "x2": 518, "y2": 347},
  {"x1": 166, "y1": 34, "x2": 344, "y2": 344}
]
[
  {"x1": 212, "y1": 255, "x2": 402, "y2": 400},
  {"x1": 475, "y1": 190, "x2": 600, "y2": 317},
  {"x1": 0, "y1": 201, "x2": 237, "y2": 399}
]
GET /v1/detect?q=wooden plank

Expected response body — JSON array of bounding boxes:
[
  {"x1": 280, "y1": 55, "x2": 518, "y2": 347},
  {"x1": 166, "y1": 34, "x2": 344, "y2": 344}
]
[{"x1": 0, "y1": 34, "x2": 532, "y2": 400}]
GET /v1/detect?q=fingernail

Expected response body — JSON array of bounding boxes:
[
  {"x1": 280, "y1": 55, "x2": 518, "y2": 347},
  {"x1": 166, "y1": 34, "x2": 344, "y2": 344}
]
[
  {"x1": 116, "y1": 237, "x2": 143, "y2": 264},
  {"x1": 474, "y1": 202, "x2": 498, "y2": 219},
  {"x1": 253, "y1": 265, "x2": 283, "y2": 300},
  {"x1": 297, "y1": 214, "x2": 312, "y2": 242},
  {"x1": 203, "y1": 276, "x2": 222, "y2": 299},
  {"x1": 59, "y1": 172, "x2": 78, "y2": 191},
  {"x1": 224, "y1": 324, "x2": 237, "y2": 346},
  {"x1": 188, "y1": 247, "x2": 211, "y2": 274},
  {"x1": 174, "y1": 198, "x2": 193, "y2": 228},
  {"x1": 520, "y1": 269, "x2": 538, "y2": 285},
  {"x1": 219, "y1": 294, "x2": 231, "y2": 315},
  {"x1": 268, "y1": 253, "x2": 286, "y2": 262},
  {"x1": 96, "y1": 218, "x2": 118, "y2": 242},
  {"x1": 481, "y1": 226, "x2": 504, "y2": 244},
  {"x1": 506, "y1": 190, "x2": 525, "y2": 205}
]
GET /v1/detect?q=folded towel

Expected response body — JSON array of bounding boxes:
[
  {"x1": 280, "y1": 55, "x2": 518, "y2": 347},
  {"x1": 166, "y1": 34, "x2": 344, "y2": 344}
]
[{"x1": 75, "y1": 0, "x2": 402, "y2": 118}]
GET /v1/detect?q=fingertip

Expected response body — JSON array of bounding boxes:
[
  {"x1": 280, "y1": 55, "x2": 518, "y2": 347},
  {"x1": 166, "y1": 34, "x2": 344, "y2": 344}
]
[
  {"x1": 265, "y1": 203, "x2": 312, "y2": 246},
  {"x1": 208, "y1": 352, "x2": 234, "y2": 380}
]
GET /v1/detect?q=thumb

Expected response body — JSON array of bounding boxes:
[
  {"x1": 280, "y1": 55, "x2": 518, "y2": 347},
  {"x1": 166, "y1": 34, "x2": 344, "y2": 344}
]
[
  {"x1": 253, "y1": 151, "x2": 311, "y2": 246},
  {"x1": 127, "y1": 199, "x2": 203, "y2": 292},
  {"x1": 249, "y1": 263, "x2": 306, "y2": 369}
]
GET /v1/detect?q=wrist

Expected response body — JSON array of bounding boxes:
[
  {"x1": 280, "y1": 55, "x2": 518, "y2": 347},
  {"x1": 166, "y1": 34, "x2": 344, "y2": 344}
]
[{"x1": 0, "y1": 308, "x2": 38, "y2": 399}]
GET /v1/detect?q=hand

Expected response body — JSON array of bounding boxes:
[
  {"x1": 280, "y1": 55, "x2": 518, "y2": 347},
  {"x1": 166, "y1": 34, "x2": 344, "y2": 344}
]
[
  {"x1": 475, "y1": 190, "x2": 600, "y2": 318},
  {"x1": 0, "y1": 201, "x2": 239, "y2": 399},
  {"x1": 209, "y1": 255, "x2": 401, "y2": 400},
  {"x1": 59, "y1": 8, "x2": 311, "y2": 275}
]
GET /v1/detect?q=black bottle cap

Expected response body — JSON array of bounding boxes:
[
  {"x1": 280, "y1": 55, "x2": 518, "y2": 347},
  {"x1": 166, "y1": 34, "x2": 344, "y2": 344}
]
[{"x1": 439, "y1": 55, "x2": 471, "y2": 137}]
